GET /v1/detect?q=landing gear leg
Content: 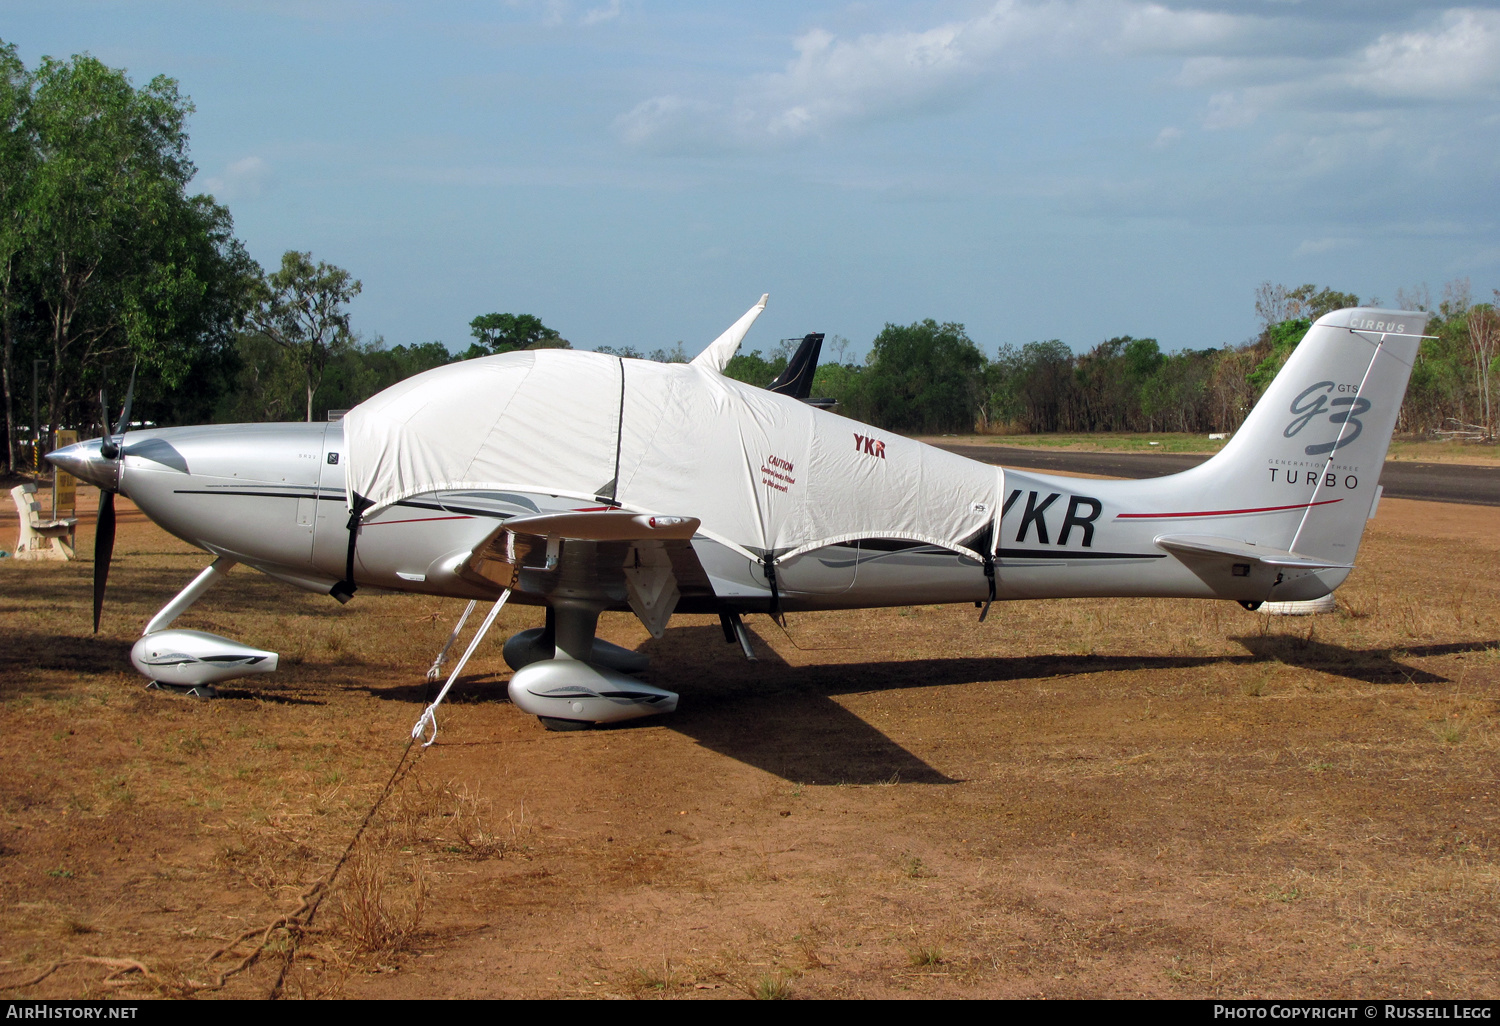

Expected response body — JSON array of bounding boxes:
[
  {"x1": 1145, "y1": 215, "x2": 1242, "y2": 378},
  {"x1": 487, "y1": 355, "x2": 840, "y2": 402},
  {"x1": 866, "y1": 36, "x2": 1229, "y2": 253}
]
[
  {"x1": 502, "y1": 602, "x2": 646, "y2": 674},
  {"x1": 144, "y1": 556, "x2": 237, "y2": 634},
  {"x1": 719, "y1": 610, "x2": 757, "y2": 661}
]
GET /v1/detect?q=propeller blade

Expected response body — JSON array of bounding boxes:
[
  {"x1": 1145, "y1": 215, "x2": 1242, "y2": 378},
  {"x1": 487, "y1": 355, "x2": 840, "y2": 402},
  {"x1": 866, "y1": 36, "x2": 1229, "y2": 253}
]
[
  {"x1": 98, "y1": 388, "x2": 117, "y2": 460},
  {"x1": 113, "y1": 364, "x2": 136, "y2": 438},
  {"x1": 93, "y1": 490, "x2": 116, "y2": 634}
]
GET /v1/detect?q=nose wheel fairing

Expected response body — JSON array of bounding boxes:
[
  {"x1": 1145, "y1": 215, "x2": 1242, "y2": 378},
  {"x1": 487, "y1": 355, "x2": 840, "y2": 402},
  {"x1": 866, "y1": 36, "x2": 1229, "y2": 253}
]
[
  {"x1": 129, "y1": 558, "x2": 284, "y2": 696},
  {"x1": 131, "y1": 628, "x2": 279, "y2": 687}
]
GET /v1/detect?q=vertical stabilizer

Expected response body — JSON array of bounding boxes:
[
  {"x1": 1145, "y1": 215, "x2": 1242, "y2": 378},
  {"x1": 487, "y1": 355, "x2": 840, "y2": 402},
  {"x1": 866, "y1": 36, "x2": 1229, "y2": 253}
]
[{"x1": 1184, "y1": 308, "x2": 1427, "y2": 569}]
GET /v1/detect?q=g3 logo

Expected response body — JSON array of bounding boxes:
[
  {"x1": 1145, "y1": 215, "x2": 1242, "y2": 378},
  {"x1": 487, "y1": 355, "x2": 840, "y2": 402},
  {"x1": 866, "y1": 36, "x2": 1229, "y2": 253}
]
[{"x1": 1285, "y1": 381, "x2": 1371, "y2": 455}]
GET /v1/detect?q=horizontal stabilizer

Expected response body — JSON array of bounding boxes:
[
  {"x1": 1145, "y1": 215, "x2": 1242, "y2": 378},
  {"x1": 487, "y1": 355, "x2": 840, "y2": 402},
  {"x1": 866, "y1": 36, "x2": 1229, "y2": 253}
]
[{"x1": 1155, "y1": 534, "x2": 1352, "y2": 570}]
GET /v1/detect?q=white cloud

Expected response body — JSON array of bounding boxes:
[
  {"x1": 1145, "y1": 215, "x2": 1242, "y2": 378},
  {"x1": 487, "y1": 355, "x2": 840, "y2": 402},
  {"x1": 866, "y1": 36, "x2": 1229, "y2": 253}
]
[
  {"x1": 1347, "y1": 8, "x2": 1500, "y2": 101},
  {"x1": 1111, "y1": 3, "x2": 1249, "y2": 55},
  {"x1": 1152, "y1": 125, "x2": 1183, "y2": 147},
  {"x1": 1191, "y1": 8, "x2": 1500, "y2": 131},
  {"x1": 616, "y1": 3, "x2": 1500, "y2": 153},
  {"x1": 201, "y1": 156, "x2": 271, "y2": 201},
  {"x1": 615, "y1": 95, "x2": 720, "y2": 151},
  {"x1": 617, "y1": 0, "x2": 1275, "y2": 150},
  {"x1": 752, "y1": 21, "x2": 983, "y2": 137},
  {"x1": 581, "y1": 0, "x2": 620, "y2": 26}
]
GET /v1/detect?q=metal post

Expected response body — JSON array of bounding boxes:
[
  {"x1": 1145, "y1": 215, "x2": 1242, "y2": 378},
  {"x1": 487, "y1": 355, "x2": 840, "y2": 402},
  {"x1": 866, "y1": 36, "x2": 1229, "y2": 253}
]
[{"x1": 31, "y1": 358, "x2": 43, "y2": 476}]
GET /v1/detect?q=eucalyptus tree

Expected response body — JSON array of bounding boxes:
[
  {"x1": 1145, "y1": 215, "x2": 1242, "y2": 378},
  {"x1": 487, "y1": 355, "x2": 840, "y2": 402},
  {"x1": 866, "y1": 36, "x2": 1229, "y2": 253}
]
[
  {"x1": 22, "y1": 51, "x2": 253, "y2": 445},
  {"x1": 248, "y1": 251, "x2": 362, "y2": 422},
  {"x1": 1466, "y1": 299, "x2": 1498, "y2": 438},
  {"x1": 853, "y1": 320, "x2": 985, "y2": 434},
  {"x1": 466, "y1": 312, "x2": 568, "y2": 358},
  {"x1": 0, "y1": 41, "x2": 31, "y2": 471}
]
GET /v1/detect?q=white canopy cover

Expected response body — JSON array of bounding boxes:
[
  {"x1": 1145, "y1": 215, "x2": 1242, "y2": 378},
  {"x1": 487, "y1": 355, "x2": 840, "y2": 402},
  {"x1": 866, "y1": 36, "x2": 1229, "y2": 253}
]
[{"x1": 344, "y1": 313, "x2": 1005, "y2": 563}]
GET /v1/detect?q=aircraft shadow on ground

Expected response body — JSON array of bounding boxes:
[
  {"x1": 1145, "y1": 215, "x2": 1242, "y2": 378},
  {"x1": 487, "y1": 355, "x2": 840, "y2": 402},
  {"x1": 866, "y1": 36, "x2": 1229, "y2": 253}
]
[
  {"x1": 320, "y1": 626, "x2": 1499, "y2": 784},
  {"x1": 640, "y1": 627, "x2": 1500, "y2": 782},
  {"x1": 4, "y1": 633, "x2": 134, "y2": 678},
  {"x1": 1228, "y1": 635, "x2": 1495, "y2": 685},
  {"x1": 2, "y1": 631, "x2": 334, "y2": 705},
  {"x1": 40, "y1": 612, "x2": 1487, "y2": 781},
  {"x1": 0, "y1": 563, "x2": 338, "y2": 621},
  {"x1": 210, "y1": 687, "x2": 328, "y2": 706}
]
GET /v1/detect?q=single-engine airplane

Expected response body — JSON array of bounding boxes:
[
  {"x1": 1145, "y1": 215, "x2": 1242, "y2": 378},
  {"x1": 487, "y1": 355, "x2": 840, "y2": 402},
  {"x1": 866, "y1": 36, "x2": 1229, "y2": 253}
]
[{"x1": 50, "y1": 299, "x2": 1429, "y2": 735}]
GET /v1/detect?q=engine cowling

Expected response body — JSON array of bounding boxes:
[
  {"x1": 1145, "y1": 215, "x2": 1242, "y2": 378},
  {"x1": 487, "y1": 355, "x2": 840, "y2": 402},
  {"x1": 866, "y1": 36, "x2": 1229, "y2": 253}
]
[{"x1": 131, "y1": 629, "x2": 279, "y2": 686}]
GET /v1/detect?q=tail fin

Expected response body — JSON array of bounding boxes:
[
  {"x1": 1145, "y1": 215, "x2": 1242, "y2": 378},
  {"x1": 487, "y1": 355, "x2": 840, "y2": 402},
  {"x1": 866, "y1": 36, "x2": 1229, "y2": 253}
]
[
  {"x1": 1185, "y1": 307, "x2": 1427, "y2": 573},
  {"x1": 767, "y1": 333, "x2": 824, "y2": 400}
]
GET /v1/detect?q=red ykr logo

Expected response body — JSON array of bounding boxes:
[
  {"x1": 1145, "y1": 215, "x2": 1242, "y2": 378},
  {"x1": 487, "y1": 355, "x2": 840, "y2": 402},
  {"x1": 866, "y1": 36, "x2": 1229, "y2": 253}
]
[{"x1": 853, "y1": 433, "x2": 886, "y2": 459}]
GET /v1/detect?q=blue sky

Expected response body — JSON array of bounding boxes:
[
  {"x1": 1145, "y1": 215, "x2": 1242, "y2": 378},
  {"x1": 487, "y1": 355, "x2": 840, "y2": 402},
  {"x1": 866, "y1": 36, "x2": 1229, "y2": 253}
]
[{"x1": 5, "y1": 1, "x2": 1499, "y2": 358}]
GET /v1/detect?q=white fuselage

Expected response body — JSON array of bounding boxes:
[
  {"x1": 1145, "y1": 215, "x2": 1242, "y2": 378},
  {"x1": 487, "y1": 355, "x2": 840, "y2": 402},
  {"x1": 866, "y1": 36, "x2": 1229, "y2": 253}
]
[
  {"x1": 110, "y1": 419, "x2": 1353, "y2": 615},
  {"x1": 49, "y1": 306, "x2": 1426, "y2": 723}
]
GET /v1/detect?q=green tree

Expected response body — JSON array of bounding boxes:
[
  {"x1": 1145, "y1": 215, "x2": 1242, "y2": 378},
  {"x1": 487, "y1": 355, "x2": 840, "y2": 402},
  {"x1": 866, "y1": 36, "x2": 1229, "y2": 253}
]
[
  {"x1": 810, "y1": 360, "x2": 862, "y2": 408},
  {"x1": 851, "y1": 320, "x2": 985, "y2": 433},
  {"x1": 23, "y1": 51, "x2": 252, "y2": 446},
  {"x1": 248, "y1": 251, "x2": 361, "y2": 422},
  {"x1": 216, "y1": 330, "x2": 301, "y2": 423},
  {"x1": 316, "y1": 337, "x2": 455, "y2": 415},
  {"x1": 1015, "y1": 339, "x2": 1074, "y2": 432},
  {"x1": 1247, "y1": 318, "x2": 1312, "y2": 396},
  {"x1": 0, "y1": 41, "x2": 31, "y2": 471},
  {"x1": 465, "y1": 312, "x2": 569, "y2": 358},
  {"x1": 723, "y1": 349, "x2": 786, "y2": 387},
  {"x1": 647, "y1": 341, "x2": 688, "y2": 363},
  {"x1": 594, "y1": 344, "x2": 644, "y2": 359},
  {"x1": 1254, "y1": 282, "x2": 1359, "y2": 327}
]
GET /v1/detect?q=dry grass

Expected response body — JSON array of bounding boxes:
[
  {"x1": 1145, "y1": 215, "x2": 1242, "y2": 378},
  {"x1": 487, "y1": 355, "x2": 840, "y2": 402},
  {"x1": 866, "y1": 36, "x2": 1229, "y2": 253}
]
[
  {"x1": 0, "y1": 493, "x2": 1497, "y2": 998},
  {"x1": 332, "y1": 848, "x2": 427, "y2": 955},
  {"x1": 753, "y1": 972, "x2": 793, "y2": 1000}
]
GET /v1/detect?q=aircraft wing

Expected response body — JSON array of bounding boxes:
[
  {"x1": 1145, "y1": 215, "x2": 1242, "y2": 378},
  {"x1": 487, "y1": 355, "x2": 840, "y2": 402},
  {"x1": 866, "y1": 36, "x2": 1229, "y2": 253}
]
[{"x1": 457, "y1": 510, "x2": 714, "y2": 637}]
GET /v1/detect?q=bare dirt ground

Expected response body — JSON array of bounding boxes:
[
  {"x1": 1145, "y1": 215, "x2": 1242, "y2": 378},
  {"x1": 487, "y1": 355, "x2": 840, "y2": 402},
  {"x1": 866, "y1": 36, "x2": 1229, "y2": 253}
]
[{"x1": 0, "y1": 488, "x2": 1497, "y2": 999}]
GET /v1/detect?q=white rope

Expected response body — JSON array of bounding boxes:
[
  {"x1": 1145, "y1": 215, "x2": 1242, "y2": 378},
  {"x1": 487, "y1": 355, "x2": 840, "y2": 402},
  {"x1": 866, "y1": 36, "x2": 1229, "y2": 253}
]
[
  {"x1": 411, "y1": 590, "x2": 510, "y2": 747},
  {"x1": 426, "y1": 599, "x2": 478, "y2": 682}
]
